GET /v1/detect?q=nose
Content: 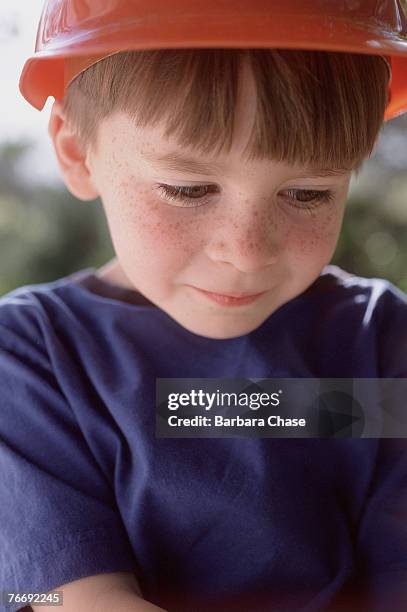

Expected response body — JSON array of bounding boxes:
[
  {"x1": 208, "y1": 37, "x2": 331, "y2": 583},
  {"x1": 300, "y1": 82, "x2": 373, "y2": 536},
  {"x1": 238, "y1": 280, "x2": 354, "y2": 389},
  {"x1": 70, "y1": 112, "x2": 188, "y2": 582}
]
[{"x1": 206, "y1": 207, "x2": 281, "y2": 273}]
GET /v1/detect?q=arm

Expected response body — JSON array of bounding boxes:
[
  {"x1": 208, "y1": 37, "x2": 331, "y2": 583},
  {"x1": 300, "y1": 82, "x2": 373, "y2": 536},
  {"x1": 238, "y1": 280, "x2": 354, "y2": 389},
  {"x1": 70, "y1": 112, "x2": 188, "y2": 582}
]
[
  {"x1": 30, "y1": 572, "x2": 168, "y2": 612},
  {"x1": 0, "y1": 303, "x2": 156, "y2": 612}
]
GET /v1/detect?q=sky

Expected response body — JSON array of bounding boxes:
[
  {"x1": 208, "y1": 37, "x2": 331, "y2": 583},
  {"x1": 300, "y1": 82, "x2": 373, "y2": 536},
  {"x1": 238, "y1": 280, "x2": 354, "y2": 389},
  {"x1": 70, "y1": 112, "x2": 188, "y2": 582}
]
[{"x1": 0, "y1": 0, "x2": 60, "y2": 183}]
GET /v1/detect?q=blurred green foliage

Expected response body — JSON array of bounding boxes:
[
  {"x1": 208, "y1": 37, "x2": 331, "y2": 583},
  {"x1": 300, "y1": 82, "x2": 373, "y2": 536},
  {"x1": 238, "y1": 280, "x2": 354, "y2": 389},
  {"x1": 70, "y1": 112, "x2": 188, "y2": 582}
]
[
  {"x1": 0, "y1": 141, "x2": 114, "y2": 295},
  {"x1": 333, "y1": 195, "x2": 407, "y2": 295},
  {"x1": 0, "y1": 140, "x2": 406, "y2": 297}
]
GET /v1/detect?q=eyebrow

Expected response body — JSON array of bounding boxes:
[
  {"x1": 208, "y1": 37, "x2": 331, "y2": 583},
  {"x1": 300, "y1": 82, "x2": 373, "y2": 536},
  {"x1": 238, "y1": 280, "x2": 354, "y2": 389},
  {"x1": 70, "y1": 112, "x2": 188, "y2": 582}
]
[{"x1": 142, "y1": 150, "x2": 349, "y2": 178}]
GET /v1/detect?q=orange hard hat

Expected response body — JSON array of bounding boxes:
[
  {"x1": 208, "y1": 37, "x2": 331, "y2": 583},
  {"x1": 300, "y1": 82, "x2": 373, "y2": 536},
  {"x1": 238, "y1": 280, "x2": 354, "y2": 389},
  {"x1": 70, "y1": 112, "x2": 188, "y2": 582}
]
[{"x1": 20, "y1": 0, "x2": 407, "y2": 121}]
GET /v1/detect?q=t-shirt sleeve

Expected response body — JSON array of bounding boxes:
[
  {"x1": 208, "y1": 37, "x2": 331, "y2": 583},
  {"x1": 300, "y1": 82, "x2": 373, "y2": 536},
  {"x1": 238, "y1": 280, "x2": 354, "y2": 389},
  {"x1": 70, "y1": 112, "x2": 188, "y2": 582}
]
[
  {"x1": 0, "y1": 293, "x2": 137, "y2": 612},
  {"x1": 351, "y1": 438, "x2": 407, "y2": 611}
]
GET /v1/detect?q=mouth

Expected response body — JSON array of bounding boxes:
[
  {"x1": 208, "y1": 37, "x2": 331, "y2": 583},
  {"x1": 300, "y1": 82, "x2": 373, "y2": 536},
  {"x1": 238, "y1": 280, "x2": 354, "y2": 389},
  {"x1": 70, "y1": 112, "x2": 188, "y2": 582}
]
[{"x1": 191, "y1": 286, "x2": 267, "y2": 307}]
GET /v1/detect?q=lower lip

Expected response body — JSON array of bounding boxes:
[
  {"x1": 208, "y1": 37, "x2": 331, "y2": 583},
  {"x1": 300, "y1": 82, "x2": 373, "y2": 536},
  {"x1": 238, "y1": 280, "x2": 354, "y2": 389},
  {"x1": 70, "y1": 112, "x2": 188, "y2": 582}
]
[{"x1": 192, "y1": 287, "x2": 266, "y2": 306}]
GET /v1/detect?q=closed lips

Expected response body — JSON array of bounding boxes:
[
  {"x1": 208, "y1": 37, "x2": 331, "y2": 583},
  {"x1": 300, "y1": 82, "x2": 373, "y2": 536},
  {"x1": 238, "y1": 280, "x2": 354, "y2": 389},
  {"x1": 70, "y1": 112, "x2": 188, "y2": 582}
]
[{"x1": 197, "y1": 288, "x2": 265, "y2": 297}]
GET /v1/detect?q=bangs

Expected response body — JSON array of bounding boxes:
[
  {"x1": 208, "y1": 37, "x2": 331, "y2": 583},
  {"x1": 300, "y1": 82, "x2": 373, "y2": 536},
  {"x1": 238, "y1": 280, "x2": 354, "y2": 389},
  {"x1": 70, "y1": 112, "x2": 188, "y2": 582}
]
[{"x1": 62, "y1": 48, "x2": 390, "y2": 172}]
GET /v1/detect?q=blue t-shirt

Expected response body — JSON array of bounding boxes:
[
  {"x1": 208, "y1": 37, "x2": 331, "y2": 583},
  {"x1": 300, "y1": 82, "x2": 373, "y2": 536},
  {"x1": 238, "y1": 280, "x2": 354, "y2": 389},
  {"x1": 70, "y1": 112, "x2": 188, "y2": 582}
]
[{"x1": 0, "y1": 264, "x2": 406, "y2": 612}]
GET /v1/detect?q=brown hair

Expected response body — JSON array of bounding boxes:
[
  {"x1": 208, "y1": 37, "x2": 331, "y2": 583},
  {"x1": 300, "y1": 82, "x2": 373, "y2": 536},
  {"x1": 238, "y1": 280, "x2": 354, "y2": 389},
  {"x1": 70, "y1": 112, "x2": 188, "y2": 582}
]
[{"x1": 61, "y1": 48, "x2": 390, "y2": 173}]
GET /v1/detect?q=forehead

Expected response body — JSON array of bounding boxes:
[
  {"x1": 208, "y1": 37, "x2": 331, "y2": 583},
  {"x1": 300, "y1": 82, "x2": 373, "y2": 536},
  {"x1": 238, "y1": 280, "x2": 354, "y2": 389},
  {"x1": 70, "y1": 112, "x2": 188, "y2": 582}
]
[
  {"x1": 141, "y1": 148, "x2": 350, "y2": 180},
  {"x1": 103, "y1": 113, "x2": 351, "y2": 181}
]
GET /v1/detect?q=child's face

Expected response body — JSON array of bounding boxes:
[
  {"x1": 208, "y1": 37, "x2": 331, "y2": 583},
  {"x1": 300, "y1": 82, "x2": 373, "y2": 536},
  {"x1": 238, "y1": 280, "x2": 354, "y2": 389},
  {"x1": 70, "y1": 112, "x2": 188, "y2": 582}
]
[{"x1": 86, "y1": 62, "x2": 352, "y2": 340}]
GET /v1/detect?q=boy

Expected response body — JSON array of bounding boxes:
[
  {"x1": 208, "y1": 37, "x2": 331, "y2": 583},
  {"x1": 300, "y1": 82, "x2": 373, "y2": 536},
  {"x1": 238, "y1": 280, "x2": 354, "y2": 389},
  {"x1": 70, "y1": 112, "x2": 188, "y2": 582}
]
[{"x1": 1, "y1": 1, "x2": 407, "y2": 611}]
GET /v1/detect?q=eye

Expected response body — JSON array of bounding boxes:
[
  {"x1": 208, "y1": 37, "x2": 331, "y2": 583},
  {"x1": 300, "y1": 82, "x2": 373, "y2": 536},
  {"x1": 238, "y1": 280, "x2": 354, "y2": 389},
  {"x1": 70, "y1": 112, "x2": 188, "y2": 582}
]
[
  {"x1": 282, "y1": 189, "x2": 335, "y2": 214},
  {"x1": 154, "y1": 184, "x2": 216, "y2": 208},
  {"x1": 154, "y1": 183, "x2": 335, "y2": 214}
]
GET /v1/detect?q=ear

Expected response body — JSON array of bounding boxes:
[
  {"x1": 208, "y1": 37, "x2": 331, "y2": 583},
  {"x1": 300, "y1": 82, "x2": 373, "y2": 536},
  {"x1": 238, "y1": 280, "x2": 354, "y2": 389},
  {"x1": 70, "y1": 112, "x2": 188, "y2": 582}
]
[{"x1": 48, "y1": 100, "x2": 99, "y2": 201}]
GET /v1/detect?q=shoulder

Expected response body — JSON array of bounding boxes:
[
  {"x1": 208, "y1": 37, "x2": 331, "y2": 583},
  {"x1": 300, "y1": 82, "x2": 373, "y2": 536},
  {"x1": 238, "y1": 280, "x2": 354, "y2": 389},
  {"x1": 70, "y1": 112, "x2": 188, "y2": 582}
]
[
  {"x1": 0, "y1": 282, "x2": 51, "y2": 366},
  {"x1": 314, "y1": 264, "x2": 405, "y2": 295},
  {"x1": 317, "y1": 265, "x2": 407, "y2": 376},
  {"x1": 0, "y1": 269, "x2": 96, "y2": 342},
  {"x1": 311, "y1": 264, "x2": 407, "y2": 314}
]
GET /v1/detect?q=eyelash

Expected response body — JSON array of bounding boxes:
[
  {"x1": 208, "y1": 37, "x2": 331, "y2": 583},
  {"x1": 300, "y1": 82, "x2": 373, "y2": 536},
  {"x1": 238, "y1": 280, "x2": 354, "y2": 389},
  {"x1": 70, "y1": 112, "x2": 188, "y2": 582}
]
[{"x1": 155, "y1": 184, "x2": 335, "y2": 214}]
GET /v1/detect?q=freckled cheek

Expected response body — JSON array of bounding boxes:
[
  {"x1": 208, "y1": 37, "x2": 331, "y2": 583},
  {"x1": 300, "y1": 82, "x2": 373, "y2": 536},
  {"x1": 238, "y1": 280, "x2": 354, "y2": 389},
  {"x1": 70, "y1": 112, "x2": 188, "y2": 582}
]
[
  {"x1": 287, "y1": 208, "x2": 343, "y2": 259},
  {"x1": 110, "y1": 190, "x2": 200, "y2": 259}
]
